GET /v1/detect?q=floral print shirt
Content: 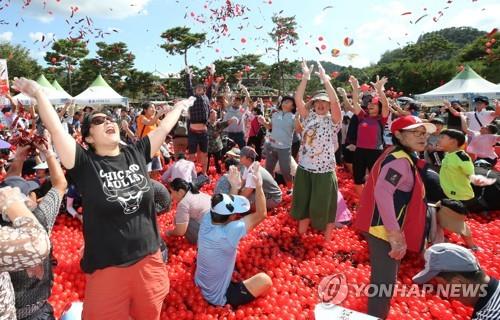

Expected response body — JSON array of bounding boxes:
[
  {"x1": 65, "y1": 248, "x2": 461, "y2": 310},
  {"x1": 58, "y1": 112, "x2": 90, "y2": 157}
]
[
  {"x1": 0, "y1": 216, "x2": 51, "y2": 320},
  {"x1": 298, "y1": 111, "x2": 340, "y2": 173}
]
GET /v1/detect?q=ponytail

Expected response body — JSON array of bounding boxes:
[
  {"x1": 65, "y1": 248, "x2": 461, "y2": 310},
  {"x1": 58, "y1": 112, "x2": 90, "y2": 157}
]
[
  {"x1": 188, "y1": 182, "x2": 200, "y2": 194},
  {"x1": 171, "y1": 178, "x2": 199, "y2": 194}
]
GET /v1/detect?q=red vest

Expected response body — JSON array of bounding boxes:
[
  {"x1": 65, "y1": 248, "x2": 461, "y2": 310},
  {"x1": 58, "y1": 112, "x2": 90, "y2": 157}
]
[{"x1": 354, "y1": 147, "x2": 427, "y2": 252}]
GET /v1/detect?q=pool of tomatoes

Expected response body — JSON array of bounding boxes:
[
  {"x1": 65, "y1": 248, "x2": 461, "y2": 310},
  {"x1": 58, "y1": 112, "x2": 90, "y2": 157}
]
[{"x1": 48, "y1": 166, "x2": 500, "y2": 319}]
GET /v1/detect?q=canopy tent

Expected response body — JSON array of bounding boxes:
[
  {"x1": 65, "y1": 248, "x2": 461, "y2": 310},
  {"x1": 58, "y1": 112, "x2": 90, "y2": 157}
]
[
  {"x1": 415, "y1": 65, "x2": 500, "y2": 103},
  {"x1": 73, "y1": 74, "x2": 128, "y2": 106},
  {"x1": 13, "y1": 75, "x2": 71, "y2": 105},
  {"x1": 51, "y1": 80, "x2": 73, "y2": 99}
]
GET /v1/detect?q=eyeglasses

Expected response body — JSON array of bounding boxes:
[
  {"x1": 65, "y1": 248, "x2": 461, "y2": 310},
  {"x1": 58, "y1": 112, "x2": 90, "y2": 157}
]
[
  {"x1": 402, "y1": 129, "x2": 428, "y2": 138},
  {"x1": 90, "y1": 115, "x2": 116, "y2": 126}
]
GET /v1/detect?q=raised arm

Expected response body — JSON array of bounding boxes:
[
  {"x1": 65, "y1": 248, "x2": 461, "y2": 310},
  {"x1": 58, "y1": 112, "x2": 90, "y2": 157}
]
[
  {"x1": 443, "y1": 100, "x2": 460, "y2": 117},
  {"x1": 148, "y1": 98, "x2": 195, "y2": 158},
  {"x1": 13, "y1": 78, "x2": 76, "y2": 169},
  {"x1": 371, "y1": 75, "x2": 390, "y2": 118},
  {"x1": 185, "y1": 66, "x2": 194, "y2": 97},
  {"x1": 295, "y1": 60, "x2": 314, "y2": 119},
  {"x1": 317, "y1": 61, "x2": 341, "y2": 124},
  {"x1": 348, "y1": 76, "x2": 363, "y2": 115},
  {"x1": 337, "y1": 87, "x2": 354, "y2": 113},
  {"x1": 242, "y1": 162, "x2": 267, "y2": 232},
  {"x1": 35, "y1": 131, "x2": 67, "y2": 197},
  {"x1": 5, "y1": 93, "x2": 18, "y2": 113}
]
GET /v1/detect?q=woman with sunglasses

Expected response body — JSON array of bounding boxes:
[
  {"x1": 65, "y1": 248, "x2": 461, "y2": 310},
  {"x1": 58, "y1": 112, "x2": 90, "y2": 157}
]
[
  {"x1": 13, "y1": 77, "x2": 193, "y2": 320},
  {"x1": 354, "y1": 115, "x2": 436, "y2": 319}
]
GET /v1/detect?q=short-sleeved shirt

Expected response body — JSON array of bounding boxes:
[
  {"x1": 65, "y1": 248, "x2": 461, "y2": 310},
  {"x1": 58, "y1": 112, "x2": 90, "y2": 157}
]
[
  {"x1": 68, "y1": 138, "x2": 160, "y2": 273},
  {"x1": 465, "y1": 110, "x2": 497, "y2": 132},
  {"x1": 467, "y1": 132, "x2": 499, "y2": 160},
  {"x1": 472, "y1": 277, "x2": 500, "y2": 320},
  {"x1": 214, "y1": 175, "x2": 231, "y2": 195},
  {"x1": 136, "y1": 115, "x2": 158, "y2": 138},
  {"x1": 175, "y1": 191, "x2": 211, "y2": 224},
  {"x1": 356, "y1": 110, "x2": 387, "y2": 150},
  {"x1": 439, "y1": 150, "x2": 475, "y2": 200},
  {"x1": 161, "y1": 159, "x2": 197, "y2": 183},
  {"x1": 223, "y1": 106, "x2": 246, "y2": 133},
  {"x1": 195, "y1": 214, "x2": 247, "y2": 306},
  {"x1": 242, "y1": 166, "x2": 282, "y2": 202},
  {"x1": 298, "y1": 111, "x2": 340, "y2": 173},
  {"x1": 270, "y1": 111, "x2": 295, "y2": 149}
]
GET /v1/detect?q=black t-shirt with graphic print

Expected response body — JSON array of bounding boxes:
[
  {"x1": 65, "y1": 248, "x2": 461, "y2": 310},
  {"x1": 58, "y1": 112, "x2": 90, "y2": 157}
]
[{"x1": 68, "y1": 137, "x2": 160, "y2": 273}]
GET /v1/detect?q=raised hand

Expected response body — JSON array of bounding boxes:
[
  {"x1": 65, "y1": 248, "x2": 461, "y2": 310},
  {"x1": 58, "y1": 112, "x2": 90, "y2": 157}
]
[
  {"x1": 348, "y1": 76, "x2": 361, "y2": 91},
  {"x1": 337, "y1": 87, "x2": 348, "y2": 97},
  {"x1": 370, "y1": 75, "x2": 388, "y2": 92},
  {"x1": 228, "y1": 165, "x2": 242, "y2": 189},
  {"x1": 250, "y1": 162, "x2": 263, "y2": 187},
  {"x1": 12, "y1": 77, "x2": 41, "y2": 98},
  {"x1": 301, "y1": 59, "x2": 314, "y2": 80}
]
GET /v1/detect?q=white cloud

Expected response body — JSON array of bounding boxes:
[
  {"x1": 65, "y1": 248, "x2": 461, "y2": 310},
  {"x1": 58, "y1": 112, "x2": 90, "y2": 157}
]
[
  {"x1": 22, "y1": 0, "x2": 151, "y2": 21},
  {"x1": 0, "y1": 32, "x2": 13, "y2": 42},
  {"x1": 30, "y1": 50, "x2": 47, "y2": 60},
  {"x1": 314, "y1": 11, "x2": 327, "y2": 26},
  {"x1": 29, "y1": 32, "x2": 55, "y2": 42},
  {"x1": 439, "y1": 4, "x2": 500, "y2": 31}
]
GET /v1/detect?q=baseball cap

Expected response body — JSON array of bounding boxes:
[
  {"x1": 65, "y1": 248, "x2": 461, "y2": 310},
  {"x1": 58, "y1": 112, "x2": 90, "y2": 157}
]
[
  {"x1": 225, "y1": 147, "x2": 241, "y2": 159},
  {"x1": 211, "y1": 193, "x2": 250, "y2": 216},
  {"x1": 311, "y1": 92, "x2": 330, "y2": 102},
  {"x1": 33, "y1": 162, "x2": 49, "y2": 170},
  {"x1": 473, "y1": 96, "x2": 489, "y2": 104},
  {"x1": 240, "y1": 146, "x2": 258, "y2": 159},
  {"x1": 413, "y1": 243, "x2": 480, "y2": 284},
  {"x1": 390, "y1": 115, "x2": 436, "y2": 135},
  {"x1": 0, "y1": 176, "x2": 40, "y2": 196}
]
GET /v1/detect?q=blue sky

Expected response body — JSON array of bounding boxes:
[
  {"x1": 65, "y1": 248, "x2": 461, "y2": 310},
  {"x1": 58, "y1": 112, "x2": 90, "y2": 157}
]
[{"x1": 0, "y1": 0, "x2": 498, "y2": 75}]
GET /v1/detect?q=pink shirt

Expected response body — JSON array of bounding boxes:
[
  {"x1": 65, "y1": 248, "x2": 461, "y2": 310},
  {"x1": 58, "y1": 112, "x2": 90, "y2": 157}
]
[
  {"x1": 161, "y1": 159, "x2": 197, "y2": 183},
  {"x1": 356, "y1": 110, "x2": 387, "y2": 150},
  {"x1": 467, "y1": 132, "x2": 499, "y2": 160},
  {"x1": 374, "y1": 158, "x2": 414, "y2": 231},
  {"x1": 175, "y1": 191, "x2": 211, "y2": 224}
]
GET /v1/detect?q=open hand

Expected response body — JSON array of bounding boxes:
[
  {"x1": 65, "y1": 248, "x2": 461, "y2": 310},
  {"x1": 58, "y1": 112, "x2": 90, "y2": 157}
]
[
  {"x1": 301, "y1": 59, "x2": 314, "y2": 80},
  {"x1": 228, "y1": 165, "x2": 242, "y2": 189},
  {"x1": 250, "y1": 162, "x2": 263, "y2": 187},
  {"x1": 12, "y1": 77, "x2": 41, "y2": 98},
  {"x1": 348, "y1": 76, "x2": 360, "y2": 91},
  {"x1": 370, "y1": 75, "x2": 388, "y2": 92}
]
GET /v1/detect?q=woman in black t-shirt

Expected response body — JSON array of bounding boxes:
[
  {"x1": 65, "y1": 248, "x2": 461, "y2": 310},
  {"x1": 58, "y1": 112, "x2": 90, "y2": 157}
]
[{"x1": 13, "y1": 77, "x2": 193, "y2": 320}]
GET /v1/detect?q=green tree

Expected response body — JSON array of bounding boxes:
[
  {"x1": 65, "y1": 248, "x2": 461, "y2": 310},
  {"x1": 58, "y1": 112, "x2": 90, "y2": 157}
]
[
  {"x1": 0, "y1": 43, "x2": 41, "y2": 81},
  {"x1": 124, "y1": 69, "x2": 159, "y2": 99},
  {"x1": 160, "y1": 27, "x2": 206, "y2": 67},
  {"x1": 73, "y1": 42, "x2": 135, "y2": 94},
  {"x1": 417, "y1": 27, "x2": 484, "y2": 48},
  {"x1": 44, "y1": 39, "x2": 89, "y2": 94},
  {"x1": 404, "y1": 34, "x2": 457, "y2": 62},
  {"x1": 269, "y1": 15, "x2": 299, "y2": 94}
]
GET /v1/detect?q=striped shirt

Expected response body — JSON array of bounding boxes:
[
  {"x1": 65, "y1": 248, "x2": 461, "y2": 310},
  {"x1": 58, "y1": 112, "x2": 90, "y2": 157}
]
[{"x1": 473, "y1": 278, "x2": 500, "y2": 320}]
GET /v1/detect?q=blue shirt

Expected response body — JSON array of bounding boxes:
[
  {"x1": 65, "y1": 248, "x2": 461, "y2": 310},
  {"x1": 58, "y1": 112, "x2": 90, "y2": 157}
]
[
  {"x1": 270, "y1": 111, "x2": 295, "y2": 149},
  {"x1": 195, "y1": 214, "x2": 247, "y2": 306},
  {"x1": 223, "y1": 106, "x2": 246, "y2": 133}
]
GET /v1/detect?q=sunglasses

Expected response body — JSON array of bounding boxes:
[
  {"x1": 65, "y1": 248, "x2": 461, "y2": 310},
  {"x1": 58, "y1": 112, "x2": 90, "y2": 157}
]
[{"x1": 90, "y1": 115, "x2": 116, "y2": 126}]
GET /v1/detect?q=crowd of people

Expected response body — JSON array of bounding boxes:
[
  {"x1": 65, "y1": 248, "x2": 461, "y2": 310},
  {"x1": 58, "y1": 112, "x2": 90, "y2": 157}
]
[{"x1": 0, "y1": 59, "x2": 498, "y2": 320}]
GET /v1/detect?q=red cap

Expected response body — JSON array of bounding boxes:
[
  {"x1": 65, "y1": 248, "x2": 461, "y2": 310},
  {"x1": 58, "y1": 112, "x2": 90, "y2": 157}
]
[{"x1": 390, "y1": 115, "x2": 436, "y2": 135}]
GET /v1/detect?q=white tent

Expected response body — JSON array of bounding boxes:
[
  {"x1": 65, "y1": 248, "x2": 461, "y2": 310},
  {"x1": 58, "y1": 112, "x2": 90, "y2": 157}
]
[
  {"x1": 13, "y1": 75, "x2": 71, "y2": 105},
  {"x1": 73, "y1": 75, "x2": 128, "y2": 106},
  {"x1": 51, "y1": 79, "x2": 73, "y2": 99},
  {"x1": 415, "y1": 65, "x2": 500, "y2": 102}
]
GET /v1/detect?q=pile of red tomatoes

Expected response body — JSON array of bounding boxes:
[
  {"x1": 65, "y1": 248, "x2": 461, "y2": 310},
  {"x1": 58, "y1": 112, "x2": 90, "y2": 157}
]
[{"x1": 48, "y1": 167, "x2": 500, "y2": 319}]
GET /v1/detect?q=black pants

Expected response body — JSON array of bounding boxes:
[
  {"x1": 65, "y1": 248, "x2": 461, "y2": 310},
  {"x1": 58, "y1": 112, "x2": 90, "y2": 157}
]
[
  {"x1": 208, "y1": 150, "x2": 224, "y2": 173},
  {"x1": 247, "y1": 135, "x2": 263, "y2": 161},
  {"x1": 364, "y1": 233, "x2": 400, "y2": 319},
  {"x1": 23, "y1": 302, "x2": 55, "y2": 320}
]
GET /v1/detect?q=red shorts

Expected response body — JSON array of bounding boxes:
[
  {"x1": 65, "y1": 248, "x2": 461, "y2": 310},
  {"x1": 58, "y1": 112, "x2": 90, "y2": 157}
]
[{"x1": 82, "y1": 250, "x2": 169, "y2": 320}]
